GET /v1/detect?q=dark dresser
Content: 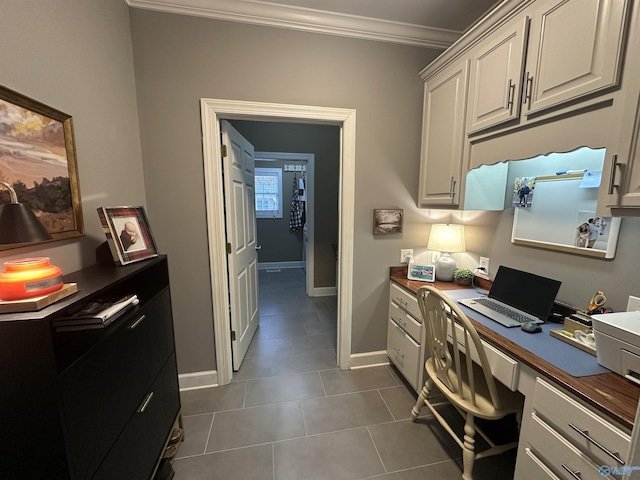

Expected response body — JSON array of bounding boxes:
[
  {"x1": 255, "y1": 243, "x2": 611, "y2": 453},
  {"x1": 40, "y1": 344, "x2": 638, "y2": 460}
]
[{"x1": 0, "y1": 255, "x2": 180, "y2": 480}]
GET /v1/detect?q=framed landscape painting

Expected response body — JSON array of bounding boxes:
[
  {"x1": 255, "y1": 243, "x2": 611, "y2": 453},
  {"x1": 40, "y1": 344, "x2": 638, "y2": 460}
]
[
  {"x1": 0, "y1": 86, "x2": 83, "y2": 249},
  {"x1": 373, "y1": 209, "x2": 403, "y2": 235}
]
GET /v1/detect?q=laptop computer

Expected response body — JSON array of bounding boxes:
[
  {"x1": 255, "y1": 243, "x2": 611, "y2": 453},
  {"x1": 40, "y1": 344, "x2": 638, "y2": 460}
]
[{"x1": 458, "y1": 266, "x2": 561, "y2": 327}]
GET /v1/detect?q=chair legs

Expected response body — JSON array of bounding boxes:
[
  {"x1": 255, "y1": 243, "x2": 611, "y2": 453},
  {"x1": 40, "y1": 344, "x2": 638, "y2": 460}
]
[
  {"x1": 410, "y1": 378, "x2": 433, "y2": 421},
  {"x1": 462, "y1": 413, "x2": 476, "y2": 480}
]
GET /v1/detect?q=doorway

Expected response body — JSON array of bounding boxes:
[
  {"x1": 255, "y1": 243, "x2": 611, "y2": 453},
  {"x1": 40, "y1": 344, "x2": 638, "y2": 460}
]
[{"x1": 201, "y1": 98, "x2": 356, "y2": 386}]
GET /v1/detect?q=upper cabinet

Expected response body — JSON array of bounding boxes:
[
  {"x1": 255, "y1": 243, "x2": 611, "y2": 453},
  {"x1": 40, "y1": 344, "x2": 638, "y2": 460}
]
[
  {"x1": 600, "y1": 0, "x2": 640, "y2": 214},
  {"x1": 466, "y1": 17, "x2": 529, "y2": 134},
  {"x1": 466, "y1": 0, "x2": 628, "y2": 137},
  {"x1": 523, "y1": 0, "x2": 628, "y2": 116},
  {"x1": 417, "y1": 0, "x2": 636, "y2": 212},
  {"x1": 418, "y1": 59, "x2": 469, "y2": 207}
]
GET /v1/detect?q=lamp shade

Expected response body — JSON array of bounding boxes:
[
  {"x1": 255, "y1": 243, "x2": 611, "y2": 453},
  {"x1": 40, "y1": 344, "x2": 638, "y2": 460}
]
[
  {"x1": 0, "y1": 182, "x2": 53, "y2": 244},
  {"x1": 427, "y1": 224, "x2": 466, "y2": 253}
]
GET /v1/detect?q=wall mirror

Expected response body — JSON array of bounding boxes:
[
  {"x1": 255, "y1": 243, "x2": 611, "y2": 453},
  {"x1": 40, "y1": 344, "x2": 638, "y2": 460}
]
[{"x1": 509, "y1": 148, "x2": 621, "y2": 259}]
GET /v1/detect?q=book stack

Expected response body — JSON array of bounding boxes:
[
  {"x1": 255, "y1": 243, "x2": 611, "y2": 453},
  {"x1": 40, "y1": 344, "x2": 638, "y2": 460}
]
[{"x1": 53, "y1": 294, "x2": 139, "y2": 332}]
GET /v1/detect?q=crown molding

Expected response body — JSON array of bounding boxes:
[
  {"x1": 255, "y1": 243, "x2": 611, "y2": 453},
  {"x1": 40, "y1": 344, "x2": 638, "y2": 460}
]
[{"x1": 125, "y1": 0, "x2": 462, "y2": 48}]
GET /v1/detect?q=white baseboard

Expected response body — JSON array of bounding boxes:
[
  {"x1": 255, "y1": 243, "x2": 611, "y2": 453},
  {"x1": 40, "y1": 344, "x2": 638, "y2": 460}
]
[
  {"x1": 311, "y1": 286, "x2": 337, "y2": 297},
  {"x1": 349, "y1": 350, "x2": 390, "y2": 369},
  {"x1": 178, "y1": 370, "x2": 219, "y2": 391},
  {"x1": 258, "y1": 261, "x2": 305, "y2": 270}
]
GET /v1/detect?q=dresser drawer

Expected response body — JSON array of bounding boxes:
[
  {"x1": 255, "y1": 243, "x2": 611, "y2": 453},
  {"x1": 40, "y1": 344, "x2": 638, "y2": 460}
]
[
  {"x1": 59, "y1": 290, "x2": 175, "y2": 480},
  {"x1": 93, "y1": 354, "x2": 180, "y2": 480},
  {"x1": 528, "y1": 413, "x2": 605, "y2": 480},
  {"x1": 531, "y1": 378, "x2": 630, "y2": 468},
  {"x1": 515, "y1": 447, "x2": 561, "y2": 480},
  {"x1": 388, "y1": 319, "x2": 421, "y2": 390},
  {"x1": 389, "y1": 301, "x2": 422, "y2": 344},
  {"x1": 390, "y1": 283, "x2": 422, "y2": 321}
]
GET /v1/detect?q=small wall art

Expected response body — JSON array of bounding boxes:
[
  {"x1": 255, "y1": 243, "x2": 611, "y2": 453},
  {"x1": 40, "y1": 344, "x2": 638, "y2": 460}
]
[{"x1": 373, "y1": 209, "x2": 403, "y2": 235}]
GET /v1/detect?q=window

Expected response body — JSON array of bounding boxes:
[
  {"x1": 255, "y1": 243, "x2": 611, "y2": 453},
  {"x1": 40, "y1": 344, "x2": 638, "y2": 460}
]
[{"x1": 255, "y1": 167, "x2": 283, "y2": 218}]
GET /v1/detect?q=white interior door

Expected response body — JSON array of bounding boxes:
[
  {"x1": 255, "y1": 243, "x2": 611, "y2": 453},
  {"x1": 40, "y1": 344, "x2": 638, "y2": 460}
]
[{"x1": 221, "y1": 120, "x2": 260, "y2": 371}]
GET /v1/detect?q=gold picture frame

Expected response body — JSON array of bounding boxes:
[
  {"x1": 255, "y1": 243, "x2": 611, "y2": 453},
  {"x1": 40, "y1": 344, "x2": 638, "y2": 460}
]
[{"x1": 0, "y1": 86, "x2": 83, "y2": 250}]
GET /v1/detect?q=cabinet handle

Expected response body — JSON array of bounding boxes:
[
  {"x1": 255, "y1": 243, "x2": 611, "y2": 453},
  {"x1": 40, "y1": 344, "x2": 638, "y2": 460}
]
[
  {"x1": 523, "y1": 73, "x2": 533, "y2": 105},
  {"x1": 392, "y1": 316, "x2": 407, "y2": 328},
  {"x1": 395, "y1": 297, "x2": 408, "y2": 307},
  {"x1": 137, "y1": 391, "x2": 154, "y2": 413},
  {"x1": 505, "y1": 79, "x2": 515, "y2": 114},
  {"x1": 568, "y1": 423, "x2": 624, "y2": 465},
  {"x1": 128, "y1": 314, "x2": 146, "y2": 330},
  {"x1": 607, "y1": 154, "x2": 620, "y2": 195},
  {"x1": 393, "y1": 347, "x2": 405, "y2": 358},
  {"x1": 449, "y1": 176, "x2": 456, "y2": 197},
  {"x1": 561, "y1": 464, "x2": 582, "y2": 480}
]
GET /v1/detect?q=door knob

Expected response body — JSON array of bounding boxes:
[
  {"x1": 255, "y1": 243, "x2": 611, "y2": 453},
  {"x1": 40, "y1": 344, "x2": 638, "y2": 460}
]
[{"x1": 255, "y1": 245, "x2": 262, "y2": 250}]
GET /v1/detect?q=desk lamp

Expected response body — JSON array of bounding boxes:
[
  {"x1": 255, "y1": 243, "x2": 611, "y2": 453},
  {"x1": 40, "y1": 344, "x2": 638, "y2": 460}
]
[
  {"x1": 0, "y1": 182, "x2": 63, "y2": 301},
  {"x1": 427, "y1": 224, "x2": 466, "y2": 282}
]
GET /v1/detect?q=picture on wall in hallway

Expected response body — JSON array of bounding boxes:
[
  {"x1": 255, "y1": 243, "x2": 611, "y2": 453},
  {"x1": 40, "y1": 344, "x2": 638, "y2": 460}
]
[{"x1": 373, "y1": 209, "x2": 403, "y2": 235}]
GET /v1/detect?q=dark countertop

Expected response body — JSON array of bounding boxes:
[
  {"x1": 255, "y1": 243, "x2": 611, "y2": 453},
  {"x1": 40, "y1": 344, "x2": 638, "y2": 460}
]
[{"x1": 390, "y1": 265, "x2": 639, "y2": 431}]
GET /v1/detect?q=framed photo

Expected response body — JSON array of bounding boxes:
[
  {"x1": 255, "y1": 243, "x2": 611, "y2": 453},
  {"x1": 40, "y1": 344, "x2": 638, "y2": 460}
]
[
  {"x1": 97, "y1": 206, "x2": 158, "y2": 265},
  {"x1": 373, "y1": 209, "x2": 403, "y2": 235},
  {"x1": 408, "y1": 264, "x2": 435, "y2": 282},
  {"x1": 0, "y1": 86, "x2": 83, "y2": 250}
]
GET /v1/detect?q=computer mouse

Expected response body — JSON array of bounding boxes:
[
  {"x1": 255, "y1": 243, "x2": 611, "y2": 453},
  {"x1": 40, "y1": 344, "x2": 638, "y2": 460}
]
[{"x1": 521, "y1": 322, "x2": 542, "y2": 333}]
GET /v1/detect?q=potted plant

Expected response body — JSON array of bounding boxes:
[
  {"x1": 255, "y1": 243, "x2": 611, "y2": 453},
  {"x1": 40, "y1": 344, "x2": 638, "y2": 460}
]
[{"x1": 453, "y1": 268, "x2": 473, "y2": 286}]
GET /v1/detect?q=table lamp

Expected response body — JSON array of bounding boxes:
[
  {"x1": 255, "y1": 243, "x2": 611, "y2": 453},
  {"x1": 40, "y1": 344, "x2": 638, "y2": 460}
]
[
  {"x1": 0, "y1": 182, "x2": 63, "y2": 301},
  {"x1": 427, "y1": 224, "x2": 466, "y2": 282}
]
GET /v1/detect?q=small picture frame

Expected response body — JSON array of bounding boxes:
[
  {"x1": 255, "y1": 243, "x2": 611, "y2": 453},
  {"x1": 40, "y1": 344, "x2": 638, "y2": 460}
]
[
  {"x1": 97, "y1": 206, "x2": 158, "y2": 265},
  {"x1": 408, "y1": 264, "x2": 435, "y2": 282},
  {"x1": 373, "y1": 209, "x2": 403, "y2": 235}
]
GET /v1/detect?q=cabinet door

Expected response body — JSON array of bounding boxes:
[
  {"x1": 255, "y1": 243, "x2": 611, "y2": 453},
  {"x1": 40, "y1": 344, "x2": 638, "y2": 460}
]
[
  {"x1": 467, "y1": 17, "x2": 529, "y2": 135},
  {"x1": 418, "y1": 60, "x2": 469, "y2": 207},
  {"x1": 523, "y1": 0, "x2": 628, "y2": 116}
]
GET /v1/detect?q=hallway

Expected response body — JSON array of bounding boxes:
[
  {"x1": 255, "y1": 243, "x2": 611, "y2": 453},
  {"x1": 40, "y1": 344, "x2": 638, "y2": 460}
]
[{"x1": 172, "y1": 268, "x2": 517, "y2": 479}]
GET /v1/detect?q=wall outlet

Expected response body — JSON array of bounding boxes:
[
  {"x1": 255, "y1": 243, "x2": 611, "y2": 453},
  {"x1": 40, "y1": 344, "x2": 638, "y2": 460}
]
[
  {"x1": 627, "y1": 295, "x2": 640, "y2": 312},
  {"x1": 478, "y1": 257, "x2": 490, "y2": 277},
  {"x1": 432, "y1": 251, "x2": 441, "y2": 263},
  {"x1": 400, "y1": 249, "x2": 414, "y2": 264}
]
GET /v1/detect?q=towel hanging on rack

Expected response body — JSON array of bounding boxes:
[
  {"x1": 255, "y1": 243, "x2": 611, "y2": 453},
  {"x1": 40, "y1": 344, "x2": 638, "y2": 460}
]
[{"x1": 290, "y1": 174, "x2": 303, "y2": 231}]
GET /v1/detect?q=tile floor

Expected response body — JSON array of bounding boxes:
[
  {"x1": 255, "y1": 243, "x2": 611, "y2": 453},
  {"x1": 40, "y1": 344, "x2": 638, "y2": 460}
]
[{"x1": 173, "y1": 268, "x2": 518, "y2": 479}]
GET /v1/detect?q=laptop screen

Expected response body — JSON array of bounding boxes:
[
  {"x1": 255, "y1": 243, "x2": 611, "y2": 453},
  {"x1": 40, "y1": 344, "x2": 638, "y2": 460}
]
[{"x1": 489, "y1": 266, "x2": 562, "y2": 320}]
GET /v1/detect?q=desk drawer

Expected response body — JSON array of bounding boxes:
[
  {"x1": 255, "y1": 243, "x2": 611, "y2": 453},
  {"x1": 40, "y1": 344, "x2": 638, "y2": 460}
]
[
  {"x1": 389, "y1": 302, "x2": 422, "y2": 344},
  {"x1": 449, "y1": 322, "x2": 519, "y2": 391},
  {"x1": 390, "y1": 283, "x2": 421, "y2": 321},
  {"x1": 387, "y1": 319, "x2": 421, "y2": 391},
  {"x1": 528, "y1": 413, "x2": 605, "y2": 480},
  {"x1": 532, "y1": 378, "x2": 629, "y2": 468}
]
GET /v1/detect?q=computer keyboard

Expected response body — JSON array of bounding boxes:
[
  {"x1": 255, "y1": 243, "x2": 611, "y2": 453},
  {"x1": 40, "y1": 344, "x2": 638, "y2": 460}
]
[{"x1": 474, "y1": 298, "x2": 531, "y2": 323}]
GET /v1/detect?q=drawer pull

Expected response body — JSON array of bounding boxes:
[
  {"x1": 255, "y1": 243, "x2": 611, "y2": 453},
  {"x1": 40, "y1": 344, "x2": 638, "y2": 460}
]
[
  {"x1": 128, "y1": 314, "x2": 146, "y2": 330},
  {"x1": 392, "y1": 316, "x2": 407, "y2": 328},
  {"x1": 393, "y1": 347, "x2": 405, "y2": 358},
  {"x1": 568, "y1": 423, "x2": 624, "y2": 465},
  {"x1": 394, "y1": 297, "x2": 408, "y2": 307},
  {"x1": 561, "y1": 464, "x2": 582, "y2": 480},
  {"x1": 137, "y1": 391, "x2": 154, "y2": 413}
]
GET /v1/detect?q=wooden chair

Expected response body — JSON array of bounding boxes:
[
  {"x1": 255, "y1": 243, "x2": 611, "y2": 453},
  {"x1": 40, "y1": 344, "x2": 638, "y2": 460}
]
[{"x1": 410, "y1": 285, "x2": 524, "y2": 480}]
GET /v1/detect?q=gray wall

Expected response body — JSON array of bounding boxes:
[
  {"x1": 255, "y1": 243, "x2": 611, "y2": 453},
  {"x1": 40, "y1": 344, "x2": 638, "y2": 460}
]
[
  {"x1": 129, "y1": 10, "x2": 440, "y2": 372},
  {"x1": 0, "y1": 1, "x2": 146, "y2": 270},
  {"x1": 232, "y1": 121, "x2": 340, "y2": 288}
]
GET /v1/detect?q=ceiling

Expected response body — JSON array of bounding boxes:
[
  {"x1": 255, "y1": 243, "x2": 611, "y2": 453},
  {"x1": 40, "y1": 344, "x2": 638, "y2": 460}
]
[{"x1": 126, "y1": 0, "x2": 501, "y2": 48}]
